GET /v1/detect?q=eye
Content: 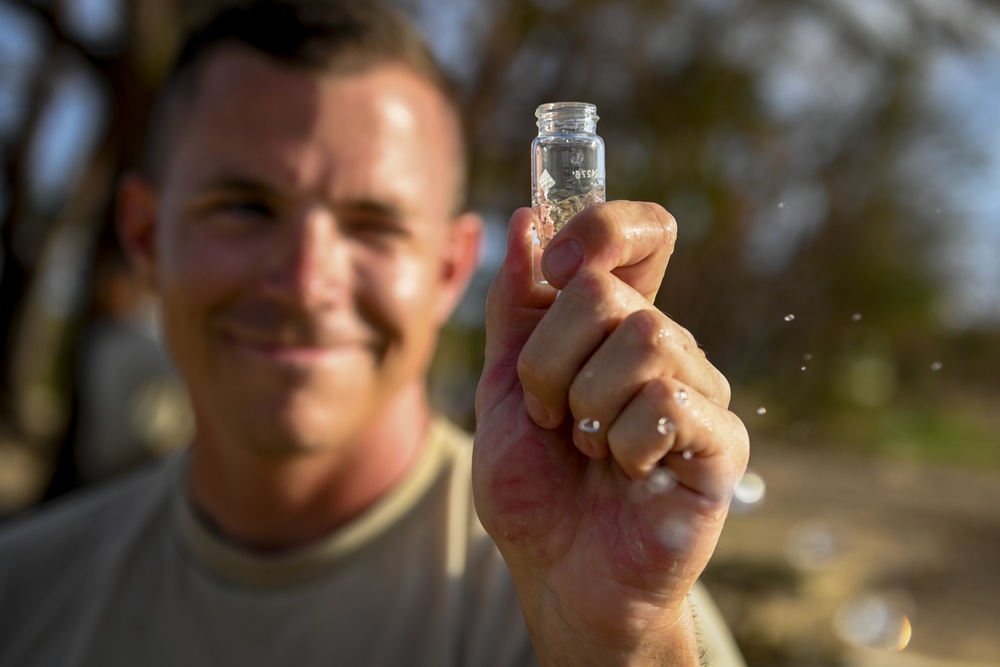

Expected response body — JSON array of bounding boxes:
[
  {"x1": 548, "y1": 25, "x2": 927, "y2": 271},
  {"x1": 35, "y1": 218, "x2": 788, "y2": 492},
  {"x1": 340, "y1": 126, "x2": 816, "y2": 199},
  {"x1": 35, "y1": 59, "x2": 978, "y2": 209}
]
[
  {"x1": 341, "y1": 205, "x2": 412, "y2": 244},
  {"x1": 353, "y1": 215, "x2": 407, "y2": 237},
  {"x1": 216, "y1": 196, "x2": 275, "y2": 220}
]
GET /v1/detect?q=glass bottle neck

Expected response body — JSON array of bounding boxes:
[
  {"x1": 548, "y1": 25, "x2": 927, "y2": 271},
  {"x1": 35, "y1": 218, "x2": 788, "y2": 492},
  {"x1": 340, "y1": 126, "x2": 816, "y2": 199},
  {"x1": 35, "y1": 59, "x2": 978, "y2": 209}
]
[{"x1": 535, "y1": 102, "x2": 599, "y2": 135}]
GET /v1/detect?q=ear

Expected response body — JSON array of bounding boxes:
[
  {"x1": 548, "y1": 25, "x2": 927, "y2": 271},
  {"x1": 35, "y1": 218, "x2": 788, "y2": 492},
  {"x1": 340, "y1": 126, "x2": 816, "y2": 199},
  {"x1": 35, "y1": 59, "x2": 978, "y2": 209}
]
[
  {"x1": 432, "y1": 211, "x2": 483, "y2": 324},
  {"x1": 117, "y1": 173, "x2": 160, "y2": 290}
]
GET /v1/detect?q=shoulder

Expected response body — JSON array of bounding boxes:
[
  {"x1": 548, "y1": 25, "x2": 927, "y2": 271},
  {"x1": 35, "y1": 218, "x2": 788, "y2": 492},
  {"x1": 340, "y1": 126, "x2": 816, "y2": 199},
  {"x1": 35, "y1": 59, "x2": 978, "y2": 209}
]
[
  {"x1": 0, "y1": 456, "x2": 183, "y2": 665},
  {"x1": 0, "y1": 455, "x2": 180, "y2": 568}
]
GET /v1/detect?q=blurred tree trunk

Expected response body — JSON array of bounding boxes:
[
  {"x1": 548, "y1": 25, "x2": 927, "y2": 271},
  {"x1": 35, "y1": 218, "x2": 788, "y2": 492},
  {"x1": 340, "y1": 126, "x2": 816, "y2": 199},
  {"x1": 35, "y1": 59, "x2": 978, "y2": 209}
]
[{"x1": 0, "y1": 0, "x2": 182, "y2": 508}]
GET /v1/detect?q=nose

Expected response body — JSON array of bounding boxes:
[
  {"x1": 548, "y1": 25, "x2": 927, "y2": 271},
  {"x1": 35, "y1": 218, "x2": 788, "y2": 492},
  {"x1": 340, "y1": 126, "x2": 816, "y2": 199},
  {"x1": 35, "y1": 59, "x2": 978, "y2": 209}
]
[{"x1": 262, "y1": 206, "x2": 350, "y2": 309}]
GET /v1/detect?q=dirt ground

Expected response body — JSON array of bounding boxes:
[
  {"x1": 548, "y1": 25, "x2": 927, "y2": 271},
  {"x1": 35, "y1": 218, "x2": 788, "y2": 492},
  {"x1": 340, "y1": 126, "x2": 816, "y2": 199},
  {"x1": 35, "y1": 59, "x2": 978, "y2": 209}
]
[{"x1": 703, "y1": 440, "x2": 1000, "y2": 667}]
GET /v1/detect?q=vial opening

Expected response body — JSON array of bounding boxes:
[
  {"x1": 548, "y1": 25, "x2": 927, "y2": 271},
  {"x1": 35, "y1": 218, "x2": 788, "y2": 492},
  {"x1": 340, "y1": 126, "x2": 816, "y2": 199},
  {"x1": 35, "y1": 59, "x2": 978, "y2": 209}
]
[{"x1": 535, "y1": 102, "x2": 599, "y2": 134}]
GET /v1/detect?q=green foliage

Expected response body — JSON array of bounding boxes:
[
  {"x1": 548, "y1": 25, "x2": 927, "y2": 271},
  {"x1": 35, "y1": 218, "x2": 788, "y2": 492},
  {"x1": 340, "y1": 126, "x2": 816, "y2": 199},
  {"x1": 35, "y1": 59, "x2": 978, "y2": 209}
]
[{"x1": 435, "y1": 0, "x2": 1000, "y2": 460}]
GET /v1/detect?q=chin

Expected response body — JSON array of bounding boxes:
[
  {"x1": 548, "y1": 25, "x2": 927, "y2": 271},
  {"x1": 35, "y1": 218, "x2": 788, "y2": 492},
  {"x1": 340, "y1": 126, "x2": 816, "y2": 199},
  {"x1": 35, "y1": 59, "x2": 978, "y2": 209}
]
[{"x1": 257, "y1": 399, "x2": 370, "y2": 456}]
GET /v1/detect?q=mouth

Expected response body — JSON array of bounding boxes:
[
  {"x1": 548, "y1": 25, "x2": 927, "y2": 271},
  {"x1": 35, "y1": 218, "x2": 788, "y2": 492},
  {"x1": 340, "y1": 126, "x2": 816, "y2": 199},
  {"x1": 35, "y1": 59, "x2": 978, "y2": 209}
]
[
  {"x1": 234, "y1": 339, "x2": 369, "y2": 363},
  {"x1": 220, "y1": 329, "x2": 380, "y2": 367}
]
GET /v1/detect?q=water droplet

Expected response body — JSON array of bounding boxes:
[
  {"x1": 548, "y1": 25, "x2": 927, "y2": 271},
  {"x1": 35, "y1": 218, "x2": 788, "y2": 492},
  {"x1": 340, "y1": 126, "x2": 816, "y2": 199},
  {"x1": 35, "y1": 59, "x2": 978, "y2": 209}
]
[
  {"x1": 784, "y1": 314, "x2": 795, "y2": 322},
  {"x1": 755, "y1": 407, "x2": 767, "y2": 415},
  {"x1": 657, "y1": 328, "x2": 669, "y2": 340},
  {"x1": 803, "y1": 353, "x2": 813, "y2": 361},
  {"x1": 800, "y1": 366, "x2": 808, "y2": 372},
  {"x1": 681, "y1": 450, "x2": 694, "y2": 461},
  {"x1": 732, "y1": 469, "x2": 766, "y2": 508},
  {"x1": 673, "y1": 388, "x2": 689, "y2": 407},
  {"x1": 777, "y1": 202, "x2": 785, "y2": 209},
  {"x1": 629, "y1": 467, "x2": 677, "y2": 504},
  {"x1": 851, "y1": 312, "x2": 863, "y2": 322},
  {"x1": 930, "y1": 361, "x2": 943, "y2": 372},
  {"x1": 656, "y1": 515, "x2": 694, "y2": 552},
  {"x1": 646, "y1": 467, "x2": 676, "y2": 494},
  {"x1": 785, "y1": 519, "x2": 841, "y2": 570},
  {"x1": 577, "y1": 418, "x2": 600, "y2": 433},
  {"x1": 656, "y1": 417, "x2": 675, "y2": 436},
  {"x1": 833, "y1": 594, "x2": 913, "y2": 652}
]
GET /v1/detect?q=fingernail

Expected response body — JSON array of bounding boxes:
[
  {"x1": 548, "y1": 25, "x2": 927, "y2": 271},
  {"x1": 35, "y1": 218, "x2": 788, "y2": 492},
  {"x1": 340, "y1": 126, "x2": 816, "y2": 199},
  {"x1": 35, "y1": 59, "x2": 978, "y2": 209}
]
[
  {"x1": 573, "y1": 429, "x2": 607, "y2": 460},
  {"x1": 574, "y1": 429, "x2": 597, "y2": 457},
  {"x1": 544, "y1": 238, "x2": 583, "y2": 277},
  {"x1": 524, "y1": 392, "x2": 557, "y2": 429}
]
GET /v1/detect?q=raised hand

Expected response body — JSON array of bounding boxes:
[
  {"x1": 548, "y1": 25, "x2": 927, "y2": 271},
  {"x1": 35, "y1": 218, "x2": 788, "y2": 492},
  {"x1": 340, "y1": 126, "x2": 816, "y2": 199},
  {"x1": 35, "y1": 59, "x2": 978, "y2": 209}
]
[{"x1": 473, "y1": 203, "x2": 749, "y2": 666}]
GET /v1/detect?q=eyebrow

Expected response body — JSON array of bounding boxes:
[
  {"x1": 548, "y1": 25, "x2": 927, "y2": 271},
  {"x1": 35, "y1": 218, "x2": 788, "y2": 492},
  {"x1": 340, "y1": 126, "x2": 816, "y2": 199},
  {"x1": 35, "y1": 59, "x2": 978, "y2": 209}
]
[
  {"x1": 336, "y1": 199, "x2": 407, "y2": 220},
  {"x1": 191, "y1": 175, "x2": 274, "y2": 194},
  {"x1": 189, "y1": 174, "x2": 414, "y2": 220}
]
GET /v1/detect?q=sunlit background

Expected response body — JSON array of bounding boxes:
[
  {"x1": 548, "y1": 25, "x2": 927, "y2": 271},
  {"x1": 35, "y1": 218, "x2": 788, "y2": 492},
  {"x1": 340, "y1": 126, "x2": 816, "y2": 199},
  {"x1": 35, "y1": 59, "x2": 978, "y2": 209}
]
[{"x1": 1, "y1": 1, "x2": 998, "y2": 665}]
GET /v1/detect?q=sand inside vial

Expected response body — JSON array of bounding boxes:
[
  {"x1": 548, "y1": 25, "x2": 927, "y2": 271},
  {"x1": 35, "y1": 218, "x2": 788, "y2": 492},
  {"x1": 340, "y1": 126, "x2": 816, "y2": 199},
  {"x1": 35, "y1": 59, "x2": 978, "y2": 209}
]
[{"x1": 532, "y1": 186, "x2": 605, "y2": 248}]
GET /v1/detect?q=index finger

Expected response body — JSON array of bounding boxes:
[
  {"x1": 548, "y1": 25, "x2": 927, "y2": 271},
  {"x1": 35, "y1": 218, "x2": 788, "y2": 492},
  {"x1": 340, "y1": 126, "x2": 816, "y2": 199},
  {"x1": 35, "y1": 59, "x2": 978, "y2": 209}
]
[{"x1": 540, "y1": 200, "x2": 677, "y2": 302}]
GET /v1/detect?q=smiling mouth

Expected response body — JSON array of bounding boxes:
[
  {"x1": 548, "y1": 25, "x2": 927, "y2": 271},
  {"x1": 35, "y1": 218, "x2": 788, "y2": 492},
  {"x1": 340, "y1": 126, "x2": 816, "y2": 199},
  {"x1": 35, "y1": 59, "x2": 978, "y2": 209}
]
[{"x1": 222, "y1": 333, "x2": 377, "y2": 366}]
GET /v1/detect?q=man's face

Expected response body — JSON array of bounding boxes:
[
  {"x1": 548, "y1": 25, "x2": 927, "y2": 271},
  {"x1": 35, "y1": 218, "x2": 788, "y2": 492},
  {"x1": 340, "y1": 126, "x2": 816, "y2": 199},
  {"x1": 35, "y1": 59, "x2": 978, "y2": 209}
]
[{"x1": 126, "y1": 48, "x2": 478, "y2": 456}]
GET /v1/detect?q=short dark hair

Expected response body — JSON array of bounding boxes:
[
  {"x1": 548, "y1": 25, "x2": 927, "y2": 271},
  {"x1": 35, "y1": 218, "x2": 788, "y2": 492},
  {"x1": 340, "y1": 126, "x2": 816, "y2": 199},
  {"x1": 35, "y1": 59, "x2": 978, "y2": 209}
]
[{"x1": 143, "y1": 0, "x2": 467, "y2": 208}]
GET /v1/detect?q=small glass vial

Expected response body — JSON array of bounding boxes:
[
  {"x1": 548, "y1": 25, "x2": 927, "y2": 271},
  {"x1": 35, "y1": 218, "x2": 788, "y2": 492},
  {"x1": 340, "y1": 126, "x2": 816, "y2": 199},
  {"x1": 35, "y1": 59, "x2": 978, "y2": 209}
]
[{"x1": 531, "y1": 102, "x2": 605, "y2": 280}]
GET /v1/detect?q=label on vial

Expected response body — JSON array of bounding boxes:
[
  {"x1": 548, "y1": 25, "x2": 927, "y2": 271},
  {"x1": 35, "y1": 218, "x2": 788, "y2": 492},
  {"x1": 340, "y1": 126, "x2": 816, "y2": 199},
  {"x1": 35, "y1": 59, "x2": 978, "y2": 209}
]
[{"x1": 538, "y1": 169, "x2": 556, "y2": 197}]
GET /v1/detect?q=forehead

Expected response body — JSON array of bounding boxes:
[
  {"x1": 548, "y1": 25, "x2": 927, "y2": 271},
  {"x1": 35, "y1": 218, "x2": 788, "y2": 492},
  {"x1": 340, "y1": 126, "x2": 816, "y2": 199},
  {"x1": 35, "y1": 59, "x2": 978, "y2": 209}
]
[{"x1": 161, "y1": 47, "x2": 461, "y2": 214}]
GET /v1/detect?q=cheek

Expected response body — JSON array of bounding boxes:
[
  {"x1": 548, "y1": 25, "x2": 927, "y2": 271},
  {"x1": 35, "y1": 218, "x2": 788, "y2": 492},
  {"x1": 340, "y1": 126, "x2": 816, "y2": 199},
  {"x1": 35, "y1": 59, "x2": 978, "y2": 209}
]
[
  {"x1": 158, "y1": 226, "x2": 258, "y2": 302},
  {"x1": 362, "y1": 252, "x2": 444, "y2": 338}
]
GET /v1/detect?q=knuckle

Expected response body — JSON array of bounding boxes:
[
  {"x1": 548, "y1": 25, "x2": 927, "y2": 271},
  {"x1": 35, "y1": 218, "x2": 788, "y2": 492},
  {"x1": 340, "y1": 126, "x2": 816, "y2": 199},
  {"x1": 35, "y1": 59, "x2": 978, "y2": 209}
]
[
  {"x1": 606, "y1": 422, "x2": 670, "y2": 479},
  {"x1": 620, "y1": 309, "x2": 669, "y2": 352},
  {"x1": 675, "y1": 323, "x2": 703, "y2": 355},
  {"x1": 732, "y1": 412, "x2": 750, "y2": 451},
  {"x1": 567, "y1": 374, "x2": 600, "y2": 423},
  {"x1": 714, "y1": 371, "x2": 733, "y2": 407},
  {"x1": 643, "y1": 374, "x2": 681, "y2": 407},
  {"x1": 628, "y1": 201, "x2": 676, "y2": 246},
  {"x1": 516, "y1": 350, "x2": 548, "y2": 393},
  {"x1": 651, "y1": 203, "x2": 677, "y2": 242},
  {"x1": 561, "y1": 267, "x2": 618, "y2": 305}
]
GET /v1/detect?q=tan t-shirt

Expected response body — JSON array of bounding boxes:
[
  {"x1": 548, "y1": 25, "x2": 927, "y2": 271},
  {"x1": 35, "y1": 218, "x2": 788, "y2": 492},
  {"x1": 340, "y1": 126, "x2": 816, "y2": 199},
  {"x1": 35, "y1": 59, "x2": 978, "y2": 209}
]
[{"x1": 0, "y1": 418, "x2": 744, "y2": 666}]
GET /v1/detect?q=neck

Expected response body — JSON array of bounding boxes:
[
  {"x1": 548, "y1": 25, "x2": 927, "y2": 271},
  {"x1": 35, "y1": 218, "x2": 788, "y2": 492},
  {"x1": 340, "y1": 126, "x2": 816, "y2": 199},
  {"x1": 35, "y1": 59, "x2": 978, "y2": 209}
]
[{"x1": 187, "y1": 382, "x2": 432, "y2": 552}]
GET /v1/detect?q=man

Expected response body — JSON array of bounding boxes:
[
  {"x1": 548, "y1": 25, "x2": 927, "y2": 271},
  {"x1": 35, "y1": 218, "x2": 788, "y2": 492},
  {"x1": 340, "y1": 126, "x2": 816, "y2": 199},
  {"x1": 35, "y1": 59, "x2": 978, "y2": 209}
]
[{"x1": 0, "y1": 2, "x2": 749, "y2": 665}]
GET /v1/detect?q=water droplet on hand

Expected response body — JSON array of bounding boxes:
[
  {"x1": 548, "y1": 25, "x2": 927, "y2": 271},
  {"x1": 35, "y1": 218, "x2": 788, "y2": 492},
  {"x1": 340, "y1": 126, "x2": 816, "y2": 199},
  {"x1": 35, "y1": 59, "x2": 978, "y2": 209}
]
[
  {"x1": 646, "y1": 467, "x2": 676, "y2": 494},
  {"x1": 656, "y1": 515, "x2": 694, "y2": 552},
  {"x1": 656, "y1": 417, "x2": 675, "y2": 436},
  {"x1": 628, "y1": 466, "x2": 677, "y2": 504},
  {"x1": 673, "y1": 388, "x2": 689, "y2": 407},
  {"x1": 577, "y1": 418, "x2": 600, "y2": 433},
  {"x1": 680, "y1": 450, "x2": 694, "y2": 461}
]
